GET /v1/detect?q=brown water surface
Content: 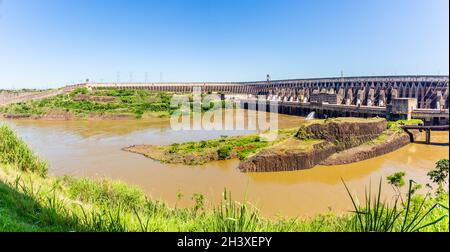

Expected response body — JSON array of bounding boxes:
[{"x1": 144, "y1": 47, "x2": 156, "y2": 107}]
[{"x1": 2, "y1": 112, "x2": 448, "y2": 217}]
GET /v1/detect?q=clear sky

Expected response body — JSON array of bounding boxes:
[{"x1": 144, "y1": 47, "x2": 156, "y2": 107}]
[{"x1": 0, "y1": 0, "x2": 448, "y2": 89}]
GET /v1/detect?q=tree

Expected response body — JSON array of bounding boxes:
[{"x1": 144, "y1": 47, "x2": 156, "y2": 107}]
[
  {"x1": 387, "y1": 171, "x2": 406, "y2": 202},
  {"x1": 427, "y1": 159, "x2": 449, "y2": 195},
  {"x1": 387, "y1": 171, "x2": 406, "y2": 187}
]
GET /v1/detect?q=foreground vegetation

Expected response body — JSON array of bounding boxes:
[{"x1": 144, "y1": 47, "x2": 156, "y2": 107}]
[{"x1": 0, "y1": 124, "x2": 448, "y2": 232}]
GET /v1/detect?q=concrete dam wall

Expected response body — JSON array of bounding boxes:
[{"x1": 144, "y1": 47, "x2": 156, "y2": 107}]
[{"x1": 86, "y1": 75, "x2": 449, "y2": 109}]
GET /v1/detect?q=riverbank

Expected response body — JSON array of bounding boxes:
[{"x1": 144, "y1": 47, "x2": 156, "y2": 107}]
[
  {"x1": 0, "y1": 124, "x2": 448, "y2": 232},
  {"x1": 1, "y1": 109, "x2": 170, "y2": 121},
  {"x1": 0, "y1": 88, "x2": 237, "y2": 121},
  {"x1": 0, "y1": 88, "x2": 175, "y2": 120}
]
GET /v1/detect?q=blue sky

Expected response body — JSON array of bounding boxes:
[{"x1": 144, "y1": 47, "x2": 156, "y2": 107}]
[{"x1": 0, "y1": 0, "x2": 448, "y2": 88}]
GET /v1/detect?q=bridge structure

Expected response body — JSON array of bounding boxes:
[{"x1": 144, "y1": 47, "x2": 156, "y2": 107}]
[{"x1": 401, "y1": 125, "x2": 449, "y2": 144}]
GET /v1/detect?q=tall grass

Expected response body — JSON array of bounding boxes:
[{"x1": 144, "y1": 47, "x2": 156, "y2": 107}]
[
  {"x1": 1, "y1": 164, "x2": 448, "y2": 232},
  {"x1": 211, "y1": 189, "x2": 261, "y2": 232},
  {"x1": 0, "y1": 125, "x2": 47, "y2": 176},
  {"x1": 343, "y1": 178, "x2": 449, "y2": 232}
]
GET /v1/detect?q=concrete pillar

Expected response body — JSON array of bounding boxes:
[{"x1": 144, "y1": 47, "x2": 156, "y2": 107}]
[{"x1": 425, "y1": 130, "x2": 431, "y2": 144}]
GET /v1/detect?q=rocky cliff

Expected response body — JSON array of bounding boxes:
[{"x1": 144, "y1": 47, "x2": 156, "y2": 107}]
[
  {"x1": 239, "y1": 118, "x2": 390, "y2": 172},
  {"x1": 321, "y1": 131, "x2": 416, "y2": 166},
  {"x1": 239, "y1": 141, "x2": 336, "y2": 172},
  {"x1": 296, "y1": 118, "x2": 387, "y2": 150}
]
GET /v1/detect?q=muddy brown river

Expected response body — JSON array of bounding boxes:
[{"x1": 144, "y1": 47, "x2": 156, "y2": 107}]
[{"x1": 1, "y1": 112, "x2": 448, "y2": 218}]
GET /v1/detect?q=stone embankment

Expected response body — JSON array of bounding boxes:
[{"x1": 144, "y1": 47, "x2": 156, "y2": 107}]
[
  {"x1": 238, "y1": 118, "x2": 405, "y2": 172},
  {"x1": 122, "y1": 117, "x2": 416, "y2": 173},
  {"x1": 238, "y1": 141, "x2": 336, "y2": 172},
  {"x1": 321, "y1": 131, "x2": 416, "y2": 166}
]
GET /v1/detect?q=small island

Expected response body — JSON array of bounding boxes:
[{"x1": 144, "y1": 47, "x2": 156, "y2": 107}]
[{"x1": 124, "y1": 117, "x2": 422, "y2": 172}]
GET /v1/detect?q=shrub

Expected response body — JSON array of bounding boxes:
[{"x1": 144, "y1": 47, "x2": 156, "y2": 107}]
[
  {"x1": 169, "y1": 143, "x2": 179, "y2": 154},
  {"x1": 70, "y1": 87, "x2": 89, "y2": 96},
  {"x1": 217, "y1": 146, "x2": 232, "y2": 160},
  {"x1": 427, "y1": 159, "x2": 449, "y2": 194},
  {"x1": 387, "y1": 172, "x2": 406, "y2": 187}
]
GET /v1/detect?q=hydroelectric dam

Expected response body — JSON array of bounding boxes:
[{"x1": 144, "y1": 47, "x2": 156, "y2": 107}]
[
  {"x1": 85, "y1": 75, "x2": 449, "y2": 125},
  {"x1": 2, "y1": 75, "x2": 449, "y2": 125}
]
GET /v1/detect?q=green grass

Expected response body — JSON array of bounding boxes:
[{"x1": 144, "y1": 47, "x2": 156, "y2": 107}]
[
  {"x1": 362, "y1": 119, "x2": 423, "y2": 145},
  {"x1": 387, "y1": 119, "x2": 424, "y2": 130},
  {"x1": 343, "y1": 178, "x2": 449, "y2": 232},
  {"x1": 174, "y1": 134, "x2": 272, "y2": 160},
  {"x1": 0, "y1": 87, "x2": 177, "y2": 119},
  {"x1": 301, "y1": 117, "x2": 385, "y2": 127},
  {"x1": 62, "y1": 176, "x2": 147, "y2": 211},
  {"x1": 0, "y1": 124, "x2": 448, "y2": 232},
  {"x1": 136, "y1": 128, "x2": 299, "y2": 165},
  {"x1": 0, "y1": 88, "x2": 237, "y2": 120},
  {"x1": 0, "y1": 125, "x2": 47, "y2": 176},
  {"x1": 129, "y1": 118, "x2": 430, "y2": 166}
]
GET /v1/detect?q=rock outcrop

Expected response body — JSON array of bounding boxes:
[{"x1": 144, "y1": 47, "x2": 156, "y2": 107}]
[
  {"x1": 239, "y1": 118, "x2": 390, "y2": 172},
  {"x1": 296, "y1": 118, "x2": 387, "y2": 150},
  {"x1": 321, "y1": 131, "x2": 416, "y2": 165},
  {"x1": 239, "y1": 142, "x2": 336, "y2": 172}
]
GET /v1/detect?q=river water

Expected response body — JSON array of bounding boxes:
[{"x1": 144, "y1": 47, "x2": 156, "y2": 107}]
[{"x1": 1, "y1": 112, "x2": 448, "y2": 217}]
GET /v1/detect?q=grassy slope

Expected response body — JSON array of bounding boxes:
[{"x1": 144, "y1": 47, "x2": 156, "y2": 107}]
[
  {"x1": 0, "y1": 88, "x2": 234, "y2": 120},
  {"x1": 0, "y1": 124, "x2": 448, "y2": 232},
  {"x1": 0, "y1": 88, "x2": 176, "y2": 119},
  {"x1": 369, "y1": 119, "x2": 423, "y2": 145},
  {"x1": 0, "y1": 161, "x2": 355, "y2": 232}
]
